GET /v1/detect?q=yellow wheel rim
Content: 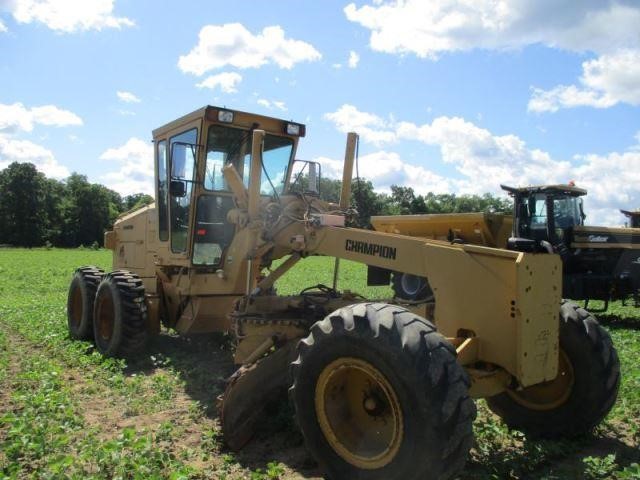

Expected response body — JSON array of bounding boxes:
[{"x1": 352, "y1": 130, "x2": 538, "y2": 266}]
[
  {"x1": 315, "y1": 357, "x2": 403, "y2": 470},
  {"x1": 507, "y1": 349, "x2": 574, "y2": 411}
]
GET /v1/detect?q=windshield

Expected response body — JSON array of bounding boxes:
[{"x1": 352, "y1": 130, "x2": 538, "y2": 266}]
[
  {"x1": 204, "y1": 125, "x2": 293, "y2": 195},
  {"x1": 553, "y1": 196, "x2": 583, "y2": 228}
]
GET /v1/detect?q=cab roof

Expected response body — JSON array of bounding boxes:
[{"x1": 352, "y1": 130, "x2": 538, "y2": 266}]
[
  {"x1": 620, "y1": 209, "x2": 640, "y2": 218},
  {"x1": 501, "y1": 184, "x2": 587, "y2": 197},
  {"x1": 151, "y1": 105, "x2": 306, "y2": 139}
]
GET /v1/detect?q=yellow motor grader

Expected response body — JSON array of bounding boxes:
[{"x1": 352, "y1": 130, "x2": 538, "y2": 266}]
[{"x1": 67, "y1": 106, "x2": 620, "y2": 480}]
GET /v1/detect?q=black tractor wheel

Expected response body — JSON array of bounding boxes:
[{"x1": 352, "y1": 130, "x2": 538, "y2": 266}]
[
  {"x1": 391, "y1": 272, "x2": 432, "y2": 302},
  {"x1": 93, "y1": 270, "x2": 148, "y2": 358},
  {"x1": 487, "y1": 300, "x2": 620, "y2": 438},
  {"x1": 290, "y1": 303, "x2": 475, "y2": 480},
  {"x1": 67, "y1": 266, "x2": 104, "y2": 340}
]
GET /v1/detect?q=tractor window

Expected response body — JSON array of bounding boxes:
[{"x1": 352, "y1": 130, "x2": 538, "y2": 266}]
[
  {"x1": 205, "y1": 125, "x2": 251, "y2": 191},
  {"x1": 169, "y1": 128, "x2": 197, "y2": 253},
  {"x1": 156, "y1": 140, "x2": 168, "y2": 241},
  {"x1": 192, "y1": 195, "x2": 235, "y2": 266},
  {"x1": 553, "y1": 197, "x2": 583, "y2": 228},
  {"x1": 529, "y1": 194, "x2": 548, "y2": 230},
  {"x1": 261, "y1": 135, "x2": 293, "y2": 196},
  {"x1": 204, "y1": 125, "x2": 294, "y2": 197}
]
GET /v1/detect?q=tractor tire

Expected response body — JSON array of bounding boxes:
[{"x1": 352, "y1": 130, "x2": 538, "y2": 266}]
[
  {"x1": 391, "y1": 272, "x2": 432, "y2": 302},
  {"x1": 93, "y1": 270, "x2": 148, "y2": 358},
  {"x1": 67, "y1": 266, "x2": 104, "y2": 340},
  {"x1": 290, "y1": 303, "x2": 475, "y2": 480},
  {"x1": 486, "y1": 300, "x2": 620, "y2": 438}
]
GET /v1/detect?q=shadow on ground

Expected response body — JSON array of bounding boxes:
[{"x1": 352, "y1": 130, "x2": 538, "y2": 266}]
[{"x1": 122, "y1": 331, "x2": 321, "y2": 478}]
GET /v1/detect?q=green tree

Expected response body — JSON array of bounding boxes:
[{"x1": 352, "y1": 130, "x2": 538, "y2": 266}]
[
  {"x1": 351, "y1": 179, "x2": 386, "y2": 227},
  {"x1": 123, "y1": 193, "x2": 154, "y2": 211},
  {"x1": 0, "y1": 162, "x2": 49, "y2": 247},
  {"x1": 390, "y1": 186, "x2": 416, "y2": 214},
  {"x1": 60, "y1": 174, "x2": 120, "y2": 247}
]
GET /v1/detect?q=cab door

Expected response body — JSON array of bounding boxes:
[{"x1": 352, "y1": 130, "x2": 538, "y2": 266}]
[{"x1": 166, "y1": 119, "x2": 201, "y2": 261}]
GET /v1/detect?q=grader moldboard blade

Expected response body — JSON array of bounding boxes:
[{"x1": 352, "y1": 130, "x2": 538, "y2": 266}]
[{"x1": 220, "y1": 342, "x2": 296, "y2": 450}]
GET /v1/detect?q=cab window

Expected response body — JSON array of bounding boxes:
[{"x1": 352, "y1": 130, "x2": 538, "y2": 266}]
[
  {"x1": 156, "y1": 140, "x2": 168, "y2": 241},
  {"x1": 169, "y1": 128, "x2": 197, "y2": 253}
]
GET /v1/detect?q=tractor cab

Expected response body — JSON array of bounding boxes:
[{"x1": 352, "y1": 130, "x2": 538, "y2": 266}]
[
  {"x1": 151, "y1": 106, "x2": 315, "y2": 269},
  {"x1": 621, "y1": 209, "x2": 640, "y2": 228},
  {"x1": 501, "y1": 184, "x2": 586, "y2": 255}
]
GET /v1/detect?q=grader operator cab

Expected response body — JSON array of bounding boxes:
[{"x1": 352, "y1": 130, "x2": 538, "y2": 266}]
[{"x1": 67, "y1": 106, "x2": 620, "y2": 480}]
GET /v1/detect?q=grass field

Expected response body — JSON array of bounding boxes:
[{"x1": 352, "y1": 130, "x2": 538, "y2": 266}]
[{"x1": 0, "y1": 248, "x2": 639, "y2": 479}]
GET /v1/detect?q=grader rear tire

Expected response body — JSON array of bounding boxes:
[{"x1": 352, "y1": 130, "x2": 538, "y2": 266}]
[
  {"x1": 487, "y1": 300, "x2": 620, "y2": 438},
  {"x1": 391, "y1": 272, "x2": 432, "y2": 302},
  {"x1": 67, "y1": 266, "x2": 104, "y2": 340},
  {"x1": 290, "y1": 303, "x2": 476, "y2": 480},
  {"x1": 93, "y1": 270, "x2": 148, "y2": 358}
]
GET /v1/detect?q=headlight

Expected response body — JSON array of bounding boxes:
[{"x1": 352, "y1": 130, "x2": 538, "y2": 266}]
[
  {"x1": 286, "y1": 123, "x2": 300, "y2": 135},
  {"x1": 218, "y1": 110, "x2": 234, "y2": 123}
]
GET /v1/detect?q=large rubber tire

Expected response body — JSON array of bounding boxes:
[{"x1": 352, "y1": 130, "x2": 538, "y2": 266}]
[
  {"x1": 67, "y1": 266, "x2": 104, "y2": 340},
  {"x1": 391, "y1": 272, "x2": 432, "y2": 302},
  {"x1": 487, "y1": 300, "x2": 620, "y2": 438},
  {"x1": 93, "y1": 270, "x2": 148, "y2": 358},
  {"x1": 290, "y1": 303, "x2": 476, "y2": 480}
]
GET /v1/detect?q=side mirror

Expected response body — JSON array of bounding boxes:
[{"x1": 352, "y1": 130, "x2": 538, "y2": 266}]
[
  {"x1": 308, "y1": 161, "x2": 319, "y2": 194},
  {"x1": 289, "y1": 160, "x2": 321, "y2": 196},
  {"x1": 170, "y1": 180, "x2": 186, "y2": 197}
]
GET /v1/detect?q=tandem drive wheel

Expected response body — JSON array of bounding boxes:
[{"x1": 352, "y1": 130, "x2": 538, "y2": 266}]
[
  {"x1": 93, "y1": 270, "x2": 148, "y2": 358},
  {"x1": 487, "y1": 300, "x2": 620, "y2": 438},
  {"x1": 290, "y1": 303, "x2": 476, "y2": 480},
  {"x1": 67, "y1": 266, "x2": 104, "y2": 340}
]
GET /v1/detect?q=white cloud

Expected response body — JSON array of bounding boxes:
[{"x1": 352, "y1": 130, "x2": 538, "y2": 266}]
[
  {"x1": 0, "y1": 19, "x2": 7, "y2": 32},
  {"x1": 324, "y1": 104, "x2": 396, "y2": 146},
  {"x1": 178, "y1": 23, "x2": 321, "y2": 76},
  {"x1": 10, "y1": 0, "x2": 134, "y2": 33},
  {"x1": 346, "y1": 1, "x2": 640, "y2": 112},
  {"x1": 257, "y1": 98, "x2": 287, "y2": 112},
  {"x1": 116, "y1": 90, "x2": 141, "y2": 103},
  {"x1": 317, "y1": 151, "x2": 451, "y2": 194},
  {"x1": 0, "y1": 135, "x2": 70, "y2": 178},
  {"x1": 345, "y1": 1, "x2": 640, "y2": 59},
  {"x1": 529, "y1": 50, "x2": 640, "y2": 112},
  {"x1": 99, "y1": 137, "x2": 153, "y2": 196},
  {"x1": 348, "y1": 50, "x2": 360, "y2": 68},
  {"x1": 195, "y1": 72, "x2": 242, "y2": 93},
  {"x1": 0, "y1": 102, "x2": 83, "y2": 133},
  {"x1": 324, "y1": 104, "x2": 640, "y2": 225}
]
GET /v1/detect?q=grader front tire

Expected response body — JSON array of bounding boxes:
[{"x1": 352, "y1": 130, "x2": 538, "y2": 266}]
[
  {"x1": 487, "y1": 300, "x2": 620, "y2": 438},
  {"x1": 290, "y1": 303, "x2": 475, "y2": 480},
  {"x1": 93, "y1": 270, "x2": 148, "y2": 358},
  {"x1": 67, "y1": 266, "x2": 104, "y2": 340}
]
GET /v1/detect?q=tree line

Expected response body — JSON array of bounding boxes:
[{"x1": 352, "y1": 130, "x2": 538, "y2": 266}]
[
  {"x1": 315, "y1": 177, "x2": 513, "y2": 227},
  {"x1": 0, "y1": 162, "x2": 152, "y2": 248},
  {"x1": 0, "y1": 162, "x2": 512, "y2": 248}
]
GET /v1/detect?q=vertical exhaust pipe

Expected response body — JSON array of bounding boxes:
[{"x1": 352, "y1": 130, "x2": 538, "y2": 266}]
[
  {"x1": 340, "y1": 132, "x2": 358, "y2": 210},
  {"x1": 334, "y1": 132, "x2": 358, "y2": 290},
  {"x1": 248, "y1": 129, "x2": 265, "y2": 218}
]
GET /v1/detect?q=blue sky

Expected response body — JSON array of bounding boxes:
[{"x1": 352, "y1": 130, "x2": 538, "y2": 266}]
[{"x1": 1, "y1": 0, "x2": 639, "y2": 225}]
